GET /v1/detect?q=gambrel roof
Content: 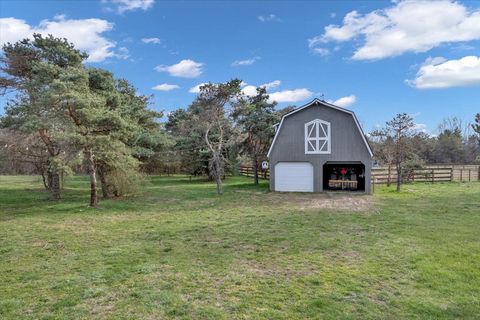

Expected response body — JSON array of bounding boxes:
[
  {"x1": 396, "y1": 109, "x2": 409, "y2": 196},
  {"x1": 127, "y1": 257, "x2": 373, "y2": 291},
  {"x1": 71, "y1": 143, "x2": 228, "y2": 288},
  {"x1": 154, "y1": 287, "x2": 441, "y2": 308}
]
[{"x1": 267, "y1": 98, "x2": 373, "y2": 158}]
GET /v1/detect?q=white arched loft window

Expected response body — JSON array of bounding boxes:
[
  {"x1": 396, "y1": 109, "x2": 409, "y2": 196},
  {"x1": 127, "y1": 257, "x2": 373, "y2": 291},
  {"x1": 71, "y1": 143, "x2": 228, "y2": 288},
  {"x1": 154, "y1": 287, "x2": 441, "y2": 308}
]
[{"x1": 305, "y1": 119, "x2": 331, "y2": 154}]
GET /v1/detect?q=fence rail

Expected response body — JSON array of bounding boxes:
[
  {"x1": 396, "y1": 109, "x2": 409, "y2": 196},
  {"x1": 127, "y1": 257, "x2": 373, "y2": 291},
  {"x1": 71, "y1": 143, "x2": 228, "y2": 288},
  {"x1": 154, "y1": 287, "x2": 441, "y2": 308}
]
[
  {"x1": 239, "y1": 165, "x2": 480, "y2": 183},
  {"x1": 371, "y1": 165, "x2": 480, "y2": 184},
  {"x1": 239, "y1": 166, "x2": 270, "y2": 179}
]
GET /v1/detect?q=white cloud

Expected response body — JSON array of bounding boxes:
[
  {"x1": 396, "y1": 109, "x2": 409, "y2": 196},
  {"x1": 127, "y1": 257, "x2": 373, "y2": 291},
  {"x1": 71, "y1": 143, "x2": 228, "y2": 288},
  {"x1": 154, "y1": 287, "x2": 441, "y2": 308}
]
[
  {"x1": 105, "y1": 0, "x2": 155, "y2": 14},
  {"x1": 258, "y1": 14, "x2": 281, "y2": 23},
  {"x1": 407, "y1": 55, "x2": 480, "y2": 89},
  {"x1": 268, "y1": 88, "x2": 313, "y2": 103},
  {"x1": 0, "y1": 16, "x2": 118, "y2": 62},
  {"x1": 242, "y1": 85, "x2": 258, "y2": 97},
  {"x1": 413, "y1": 123, "x2": 428, "y2": 133},
  {"x1": 155, "y1": 59, "x2": 204, "y2": 78},
  {"x1": 189, "y1": 83, "x2": 207, "y2": 93},
  {"x1": 0, "y1": 18, "x2": 32, "y2": 44},
  {"x1": 312, "y1": 47, "x2": 330, "y2": 56},
  {"x1": 141, "y1": 37, "x2": 161, "y2": 44},
  {"x1": 241, "y1": 80, "x2": 281, "y2": 97},
  {"x1": 333, "y1": 95, "x2": 356, "y2": 108},
  {"x1": 191, "y1": 80, "x2": 310, "y2": 103},
  {"x1": 152, "y1": 83, "x2": 179, "y2": 91},
  {"x1": 116, "y1": 47, "x2": 130, "y2": 60},
  {"x1": 309, "y1": 0, "x2": 480, "y2": 60},
  {"x1": 262, "y1": 80, "x2": 281, "y2": 90},
  {"x1": 53, "y1": 14, "x2": 67, "y2": 20},
  {"x1": 232, "y1": 56, "x2": 260, "y2": 66}
]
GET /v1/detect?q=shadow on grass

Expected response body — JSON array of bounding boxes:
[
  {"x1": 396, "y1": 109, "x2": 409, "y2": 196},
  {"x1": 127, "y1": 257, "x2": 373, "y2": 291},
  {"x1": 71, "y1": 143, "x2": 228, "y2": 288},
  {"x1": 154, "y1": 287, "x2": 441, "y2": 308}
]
[
  {"x1": 0, "y1": 175, "x2": 271, "y2": 220},
  {"x1": 4, "y1": 176, "x2": 478, "y2": 222}
]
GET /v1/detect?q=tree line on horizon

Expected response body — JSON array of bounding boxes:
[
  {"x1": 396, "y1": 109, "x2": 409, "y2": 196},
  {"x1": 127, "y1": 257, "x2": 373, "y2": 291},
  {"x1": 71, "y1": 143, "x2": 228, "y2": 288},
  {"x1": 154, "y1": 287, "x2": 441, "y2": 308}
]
[
  {"x1": 370, "y1": 114, "x2": 480, "y2": 190},
  {"x1": 1, "y1": 35, "x2": 479, "y2": 202}
]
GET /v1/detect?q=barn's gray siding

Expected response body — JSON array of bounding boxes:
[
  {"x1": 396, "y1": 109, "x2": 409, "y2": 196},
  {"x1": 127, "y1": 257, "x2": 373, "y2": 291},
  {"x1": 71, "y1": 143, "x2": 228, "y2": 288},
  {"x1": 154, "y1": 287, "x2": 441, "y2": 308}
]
[{"x1": 269, "y1": 101, "x2": 372, "y2": 193}]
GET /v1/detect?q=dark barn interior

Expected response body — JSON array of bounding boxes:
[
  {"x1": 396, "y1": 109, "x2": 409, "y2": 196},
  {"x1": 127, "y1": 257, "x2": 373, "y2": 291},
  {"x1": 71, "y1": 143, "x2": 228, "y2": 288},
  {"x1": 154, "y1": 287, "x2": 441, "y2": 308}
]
[{"x1": 323, "y1": 162, "x2": 366, "y2": 191}]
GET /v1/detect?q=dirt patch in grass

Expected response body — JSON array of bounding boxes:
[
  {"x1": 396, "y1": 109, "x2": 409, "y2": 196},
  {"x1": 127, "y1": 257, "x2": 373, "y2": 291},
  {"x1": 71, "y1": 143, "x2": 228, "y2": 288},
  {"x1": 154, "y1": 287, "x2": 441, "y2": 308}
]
[
  {"x1": 238, "y1": 259, "x2": 318, "y2": 278},
  {"x1": 265, "y1": 192, "x2": 375, "y2": 212},
  {"x1": 323, "y1": 250, "x2": 362, "y2": 265},
  {"x1": 301, "y1": 195, "x2": 374, "y2": 212}
]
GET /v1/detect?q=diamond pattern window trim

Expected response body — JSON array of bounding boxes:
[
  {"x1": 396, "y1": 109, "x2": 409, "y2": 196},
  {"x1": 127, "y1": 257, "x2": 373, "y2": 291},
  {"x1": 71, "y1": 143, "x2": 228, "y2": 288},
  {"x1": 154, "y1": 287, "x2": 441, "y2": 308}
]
[{"x1": 304, "y1": 119, "x2": 331, "y2": 154}]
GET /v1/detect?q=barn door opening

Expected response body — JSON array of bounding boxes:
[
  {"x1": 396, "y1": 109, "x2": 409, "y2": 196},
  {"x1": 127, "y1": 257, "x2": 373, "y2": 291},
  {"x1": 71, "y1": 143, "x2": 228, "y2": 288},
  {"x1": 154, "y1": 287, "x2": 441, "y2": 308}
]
[{"x1": 323, "y1": 162, "x2": 365, "y2": 191}]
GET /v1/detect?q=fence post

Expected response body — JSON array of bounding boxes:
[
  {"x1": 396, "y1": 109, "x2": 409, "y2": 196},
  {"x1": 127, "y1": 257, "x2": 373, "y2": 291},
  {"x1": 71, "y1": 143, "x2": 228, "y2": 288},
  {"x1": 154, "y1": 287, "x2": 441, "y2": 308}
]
[
  {"x1": 478, "y1": 166, "x2": 480, "y2": 181},
  {"x1": 431, "y1": 168, "x2": 434, "y2": 184},
  {"x1": 460, "y1": 169, "x2": 463, "y2": 182},
  {"x1": 469, "y1": 169, "x2": 471, "y2": 182},
  {"x1": 450, "y1": 167, "x2": 453, "y2": 182}
]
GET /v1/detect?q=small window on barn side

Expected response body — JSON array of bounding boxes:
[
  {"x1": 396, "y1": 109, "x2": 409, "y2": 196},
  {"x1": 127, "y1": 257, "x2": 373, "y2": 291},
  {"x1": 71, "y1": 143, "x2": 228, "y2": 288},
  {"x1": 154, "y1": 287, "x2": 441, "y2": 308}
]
[{"x1": 305, "y1": 119, "x2": 331, "y2": 154}]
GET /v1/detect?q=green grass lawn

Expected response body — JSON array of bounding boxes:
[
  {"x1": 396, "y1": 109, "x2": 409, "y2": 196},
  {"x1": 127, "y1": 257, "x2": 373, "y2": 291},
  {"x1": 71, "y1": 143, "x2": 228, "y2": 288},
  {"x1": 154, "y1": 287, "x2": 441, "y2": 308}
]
[{"x1": 1, "y1": 175, "x2": 479, "y2": 319}]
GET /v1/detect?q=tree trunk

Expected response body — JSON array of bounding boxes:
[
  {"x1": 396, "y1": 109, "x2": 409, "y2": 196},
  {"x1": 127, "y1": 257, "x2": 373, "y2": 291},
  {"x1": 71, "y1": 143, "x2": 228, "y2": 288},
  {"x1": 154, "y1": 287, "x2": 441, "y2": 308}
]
[
  {"x1": 47, "y1": 171, "x2": 53, "y2": 190},
  {"x1": 213, "y1": 157, "x2": 224, "y2": 195},
  {"x1": 48, "y1": 170, "x2": 61, "y2": 201},
  {"x1": 41, "y1": 170, "x2": 49, "y2": 190},
  {"x1": 387, "y1": 165, "x2": 391, "y2": 187},
  {"x1": 84, "y1": 149, "x2": 97, "y2": 207},
  {"x1": 38, "y1": 129, "x2": 61, "y2": 200},
  {"x1": 209, "y1": 154, "x2": 224, "y2": 195},
  {"x1": 396, "y1": 163, "x2": 401, "y2": 192},
  {"x1": 215, "y1": 173, "x2": 224, "y2": 195},
  {"x1": 47, "y1": 159, "x2": 60, "y2": 201},
  {"x1": 253, "y1": 156, "x2": 259, "y2": 185},
  {"x1": 204, "y1": 124, "x2": 226, "y2": 195},
  {"x1": 98, "y1": 167, "x2": 110, "y2": 199}
]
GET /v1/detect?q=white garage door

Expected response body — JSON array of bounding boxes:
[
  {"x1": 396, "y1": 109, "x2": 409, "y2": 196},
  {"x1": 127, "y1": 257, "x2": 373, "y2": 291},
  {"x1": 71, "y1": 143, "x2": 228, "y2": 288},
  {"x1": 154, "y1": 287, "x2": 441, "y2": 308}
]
[{"x1": 275, "y1": 162, "x2": 314, "y2": 192}]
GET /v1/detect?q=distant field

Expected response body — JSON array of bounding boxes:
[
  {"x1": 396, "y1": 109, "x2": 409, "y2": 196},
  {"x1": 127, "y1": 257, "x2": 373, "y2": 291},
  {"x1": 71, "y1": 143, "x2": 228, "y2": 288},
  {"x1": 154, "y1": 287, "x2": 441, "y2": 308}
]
[{"x1": 1, "y1": 175, "x2": 479, "y2": 319}]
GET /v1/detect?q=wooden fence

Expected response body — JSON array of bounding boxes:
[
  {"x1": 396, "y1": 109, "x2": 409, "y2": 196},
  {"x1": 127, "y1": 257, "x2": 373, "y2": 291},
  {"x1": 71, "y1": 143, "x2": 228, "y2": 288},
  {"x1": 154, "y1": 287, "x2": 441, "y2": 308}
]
[
  {"x1": 239, "y1": 165, "x2": 480, "y2": 184},
  {"x1": 372, "y1": 165, "x2": 480, "y2": 184},
  {"x1": 371, "y1": 167, "x2": 452, "y2": 184},
  {"x1": 239, "y1": 166, "x2": 270, "y2": 179}
]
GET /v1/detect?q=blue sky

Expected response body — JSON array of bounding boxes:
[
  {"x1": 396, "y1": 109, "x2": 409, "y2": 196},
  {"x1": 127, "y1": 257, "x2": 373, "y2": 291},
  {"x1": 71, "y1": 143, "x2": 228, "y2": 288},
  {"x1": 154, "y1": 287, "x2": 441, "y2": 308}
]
[{"x1": 1, "y1": 0, "x2": 480, "y2": 134}]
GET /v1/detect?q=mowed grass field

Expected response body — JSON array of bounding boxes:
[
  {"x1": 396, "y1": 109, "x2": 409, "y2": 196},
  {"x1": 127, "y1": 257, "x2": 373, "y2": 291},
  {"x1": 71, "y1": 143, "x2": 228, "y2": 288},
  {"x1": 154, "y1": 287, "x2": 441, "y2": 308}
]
[{"x1": 0, "y1": 175, "x2": 479, "y2": 319}]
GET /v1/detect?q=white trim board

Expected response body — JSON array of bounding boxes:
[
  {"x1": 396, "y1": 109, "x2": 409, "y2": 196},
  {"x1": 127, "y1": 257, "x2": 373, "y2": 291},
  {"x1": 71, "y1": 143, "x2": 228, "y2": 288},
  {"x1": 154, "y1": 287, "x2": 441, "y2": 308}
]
[
  {"x1": 267, "y1": 98, "x2": 373, "y2": 158},
  {"x1": 304, "y1": 118, "x2": 331, "y2": 154}
]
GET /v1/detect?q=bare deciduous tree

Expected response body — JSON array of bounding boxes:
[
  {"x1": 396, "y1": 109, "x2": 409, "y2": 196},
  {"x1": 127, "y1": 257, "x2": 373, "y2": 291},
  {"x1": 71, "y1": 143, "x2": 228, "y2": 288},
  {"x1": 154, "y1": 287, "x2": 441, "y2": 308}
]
[
  {"x1": 195, "y1": 80, "x2": 242, "y2": 194},
  {"x1": 369, "y1": 133, "x2": 396, "y2": 186},
  {"x1": 374, "y1": 113, "x2": 415, "y2": 192}
]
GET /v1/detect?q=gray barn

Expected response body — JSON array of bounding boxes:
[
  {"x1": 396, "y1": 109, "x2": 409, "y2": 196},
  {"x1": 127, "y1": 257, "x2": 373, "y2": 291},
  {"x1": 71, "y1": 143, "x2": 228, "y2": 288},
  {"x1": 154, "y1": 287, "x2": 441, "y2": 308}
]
[{"x1": 267, "y1": 98, "x2": 373, "y2": 193}]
